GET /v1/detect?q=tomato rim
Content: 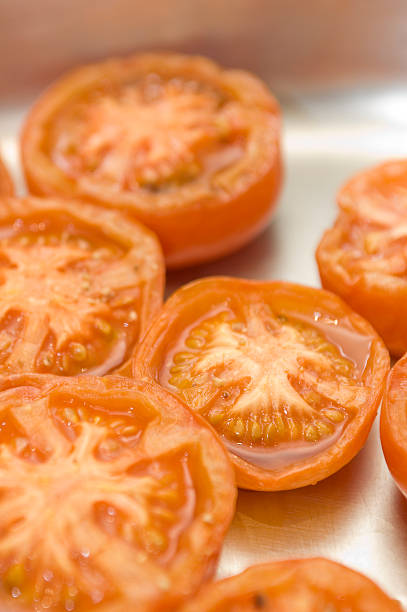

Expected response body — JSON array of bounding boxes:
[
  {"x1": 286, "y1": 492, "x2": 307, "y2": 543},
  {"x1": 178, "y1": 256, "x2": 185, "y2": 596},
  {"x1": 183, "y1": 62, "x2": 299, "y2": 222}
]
[
  {"x1": 0, "y1": 372, "x2": 236, "y2": 612},
  {"x1": 179, "y1": 557, "x2": 402, "y2": 611},
  {"x1": 381, "y1": 353, "x2": 407, "y2": 496},
  {"x1": 0, "y1": 195, "x2": 164, "y2": 376},
  {"x1": 338, "y1": 158, "x2": 407, "y2": 227},
  {"x1": 133, "y1": 276, "x2": 389, "y2": 491},
  {"x1": 21, "y1": 52, "x2": 282, "y2": 268},
  {"x1": 0, "y1": 156, "x2": 14, "y2": 196}
]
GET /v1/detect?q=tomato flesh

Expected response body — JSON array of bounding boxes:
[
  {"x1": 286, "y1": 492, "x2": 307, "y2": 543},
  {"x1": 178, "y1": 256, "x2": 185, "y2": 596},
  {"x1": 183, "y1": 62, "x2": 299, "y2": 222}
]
[
  {"x1": 0, "y1": 198, "x2": 163, "y2": 376},
  {"x1": 317, "y1": 160, "x2": 407, "y2": 356},
  {"x1": 179, "y1": 558, "x2": 402, "y2": 612},
  {"x1": 134, "y1": 278, "x2": 389, "y2": 490},
  {"x1": 0, "y1": 375, "x2": 236, "y2": 611},
  {"x1": 22, "y1": 53, "x2": 282, "y2": 268},
  {"x1": 50, "y1": 75, "x2": 246, "y2": 194}
]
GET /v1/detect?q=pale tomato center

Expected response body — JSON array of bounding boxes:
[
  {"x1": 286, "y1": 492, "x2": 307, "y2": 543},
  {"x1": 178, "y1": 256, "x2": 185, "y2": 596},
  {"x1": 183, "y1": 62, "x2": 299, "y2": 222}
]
[
  {"x1": 51, "y1": 76, "x2": 246, "y2": 191},
  {"x1": 0, "y1": 395, "x2": 195, "y2": 611},
  {"x1": 0, "y1": 222, "x2": 139, "y2": 375},
  {"x1": 162, "y1": 306, "x2": 370, "y2": 453}
]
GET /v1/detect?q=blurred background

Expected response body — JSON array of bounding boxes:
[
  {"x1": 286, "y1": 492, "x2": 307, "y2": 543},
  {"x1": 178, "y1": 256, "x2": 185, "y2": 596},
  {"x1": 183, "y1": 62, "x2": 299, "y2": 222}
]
[{"x1": 1, "y1": 0, "x2": 407, "y2": 101}]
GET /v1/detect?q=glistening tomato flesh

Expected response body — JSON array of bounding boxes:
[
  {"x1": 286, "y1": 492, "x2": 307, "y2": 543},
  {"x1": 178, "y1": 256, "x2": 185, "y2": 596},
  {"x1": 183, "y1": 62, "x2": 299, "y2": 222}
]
[
  {"x1": 179, "y1": 558, "x2": 402, "y2": 612},
  {"x1": 0, "y1": 196, "x2": 164, "y2": 376},
  {"x1": 0, "y1": 374, "x2": 236, "y2": 612},
  {"x1": 21, "y1": 53, "x2": 282, "y2": 268},
  {"x1": 133, "y1": 278, "x2": 389, "y2": 490},
  {"x1": 317, "y1": 160, "x2": 407, "y2": 356}
]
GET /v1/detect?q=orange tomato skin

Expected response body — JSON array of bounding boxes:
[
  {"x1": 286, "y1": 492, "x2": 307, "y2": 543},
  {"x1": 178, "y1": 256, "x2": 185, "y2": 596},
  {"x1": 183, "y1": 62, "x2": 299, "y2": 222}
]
[
  {"x1": 133, "y1": 277, "x2": 389, "y2": 491},
  {"x1": 0, "y1": 373, "x2": 236, "y2": 612},
  {"x1": 0, "y1": 156, "x2": 13, "y2": 195},
  {"x1": 381, "y1": 353, "x2": 407, "y2": 496},
  {"x1": 317, "y1": 160, "x2": 407, "y2": 357},
  {"x1": 179, "y1": 558, "x2": 402, "y2": 611},
  {"x1": 21, "y1": 53, "x2": 282, "y2": 268}
]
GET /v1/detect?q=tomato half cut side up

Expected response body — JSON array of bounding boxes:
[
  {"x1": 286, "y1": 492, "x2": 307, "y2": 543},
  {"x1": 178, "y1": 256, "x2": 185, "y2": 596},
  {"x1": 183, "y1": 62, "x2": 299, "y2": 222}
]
[
  {"x1": 0, "y1": 196, "x2": 164, "y2": 376},
  {"x1": 179, "y1": 558, "x2": 402, "y2": 612},
  {"x1": 134, "y1": 277, "x2": 389, "y2": 491},
  {"x1": 21, "y1": 52, "x2": 282, "y2": 268},
  {"x1": 0, "y1": 374, "x2": 236, "y2": 612},
  {"x1": 316, "y1": 160, "x2": 407, "y2": 356},
  {"x1": 0, "y1": 156, "x2": 14, "y2": 196},
  {"x1": 381, "y1": 353, "x2": 407, "y2": 496}
]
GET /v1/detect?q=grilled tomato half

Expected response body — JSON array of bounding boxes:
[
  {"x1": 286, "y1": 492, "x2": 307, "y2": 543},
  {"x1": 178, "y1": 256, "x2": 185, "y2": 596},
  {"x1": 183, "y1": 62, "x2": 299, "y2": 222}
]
[
  {"x1": 133, "y1": 277, "x2": 389, "y2": 490},
  {"x1": 21, "y1": 53, "x2": 282, "y2": 268}
]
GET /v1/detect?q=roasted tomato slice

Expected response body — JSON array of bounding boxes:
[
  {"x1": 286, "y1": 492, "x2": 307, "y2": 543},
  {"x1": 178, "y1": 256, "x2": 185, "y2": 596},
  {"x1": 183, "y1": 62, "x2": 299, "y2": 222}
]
[
  {"x1": 21, "y1": 52, "x2": 282, "y2": 268},
  {"x1": 316, "y1": 160, "x2": 407, "y2": 356},
  {"x1": 133, "y1": 277, "x2": 389, "y2": 491},
  {"x1": 381, "y1": 353, "x2": 407, "y2": 496},
  {"x1": 179, "y1": 558, "x2": 402, "y2": 612},
  {"x1": 0, "y1": 156, "x2": 13, "y2": 196},
  {"x1": 0, "y1": 196, "x2": 163, "y2": 376},
  {"x1": 0, "y1": 374, "x2": 235, "y2": 612}
]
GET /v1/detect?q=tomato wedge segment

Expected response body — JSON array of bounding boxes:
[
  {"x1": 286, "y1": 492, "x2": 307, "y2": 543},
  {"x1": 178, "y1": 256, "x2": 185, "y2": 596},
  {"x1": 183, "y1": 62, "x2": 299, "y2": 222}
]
[
  {"x1": 179, "y1": 558, "x2": 402, "y2": 611},
  {"x1": 0, "y1": 196, "x2": 164, "y2": 376},
  {"x1": 317, "y1": 160, "x2": 407, "y2": 356},
  {"x1": 381, "y1": 353, "x2": 407, "y2": 496},
  {"x1": 134, "y1": 277, "x2": 389, "y2": 491},
  {"x1": 0, "y1": 374, "x2": 235, "y2": 612},
  {"x1": 21, "y1": 52, "x2": 282, "y2": 268},
  {"x1": 0, "y1": 157, "x2": 13, "y2": 196}
]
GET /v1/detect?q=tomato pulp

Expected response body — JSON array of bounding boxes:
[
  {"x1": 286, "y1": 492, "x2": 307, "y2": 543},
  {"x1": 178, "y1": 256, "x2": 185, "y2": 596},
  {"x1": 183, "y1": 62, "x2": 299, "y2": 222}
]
[
  {"x1": 0, "y1": 196, "x2": 164, "y2": 376},
  {"x1": 179, "y1": 558, "x2": 402, "y2": 611},
  {"x1": 134, "y1": 277, "x2": 389, "y2": 490},
  {"x1": 317, "y1": 159, "x2": 407, "y2": 356},
  {"x1": 0, "y1": 374, "x2": 236, "y2": 611},
  {"x1": 22, "y1": 53, "x2": 282, "y2": 268}
]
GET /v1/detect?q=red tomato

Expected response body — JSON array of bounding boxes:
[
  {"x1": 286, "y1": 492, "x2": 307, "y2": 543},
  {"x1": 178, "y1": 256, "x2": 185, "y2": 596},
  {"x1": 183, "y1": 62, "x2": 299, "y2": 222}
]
[
  {"x1": 0, "y1": 156, "x2": 13, "y2": 195},
  {"x1": 0, "y1": 196, "x2": 164, "y2": 376},
  {"x1": 133, "y1": 277, "x2": 389, "y2": 490},
  {"x1": 21, "y1": 53, "x2": 282, "y2": 268},
  {"x1": 179, "y1": 558, "x2": 402, "y2": 611},
  {"x1": 381, "y1": 352, "x2": 407, "y2": 496},
  {"x1": 0, "y1": 374, "x2": 236, "y2": 611},
  {"x1": 317, "y1": 160, "x2": 407, "y2": 356}
]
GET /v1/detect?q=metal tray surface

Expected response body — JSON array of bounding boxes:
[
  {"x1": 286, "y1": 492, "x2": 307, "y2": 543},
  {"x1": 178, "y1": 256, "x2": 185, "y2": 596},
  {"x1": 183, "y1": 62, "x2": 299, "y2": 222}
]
[{"x1": 1, "y1": 68, "x2": 407, "y2": 611}]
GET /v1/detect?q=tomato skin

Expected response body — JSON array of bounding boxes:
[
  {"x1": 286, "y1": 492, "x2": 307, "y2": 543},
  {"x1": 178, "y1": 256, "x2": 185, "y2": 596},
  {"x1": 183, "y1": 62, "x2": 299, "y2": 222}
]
[
  {"x1": 133, "y1": 277, "x2": 389, "y2": 491},
  {"x1": 0, "y1": 195, "x2": 164, "y2": 376},
  {"x1": 21, "y1": 53, "x2": 282, "y2": 268},
  {"x1": 381, "y1": 353, "x2": 407, "y2": 496},
  {"x1": 316, "y1": 160, "x2": 407, "y2": 357},
  {"x1": 0, "y1": 373, "x2": 236, "y2": 612},
  {"x1": 0, "y1": 156, "x2": 13, "y2": 195},
  {"x1": 179, "y1": 558, "x2": 402, "y2": 611}
]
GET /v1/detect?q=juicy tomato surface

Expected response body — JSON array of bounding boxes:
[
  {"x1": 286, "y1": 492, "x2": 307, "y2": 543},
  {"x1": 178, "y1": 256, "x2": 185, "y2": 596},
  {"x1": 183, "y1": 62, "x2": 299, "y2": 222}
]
[
  {"x1": 0, "y1": 156, "x2": 14, "y2": 195},
  {"x1": 179, "y1": 558, "x2": 402, "y2": 612},
  {"x1": 381, "y1": 352, "x2": 407, "y2": 496},
  {"x1": 21, "y1": 52, "x2": 282, "y2": 268},
  {"x1": 317, "y1": 160, "x2": 407, "y2": 356},
  {"x1": 0, "y1": 196, "x2": 164, "y2": 376},
  {"x1": 0, "y1": 374, "x2": 236, "y2": 612},
  {"x1": 133, "y1": 277, "x2": 389, "y2": 491}
]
